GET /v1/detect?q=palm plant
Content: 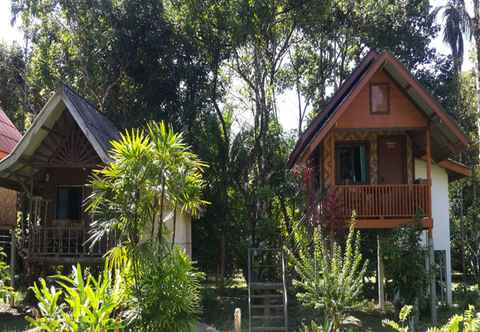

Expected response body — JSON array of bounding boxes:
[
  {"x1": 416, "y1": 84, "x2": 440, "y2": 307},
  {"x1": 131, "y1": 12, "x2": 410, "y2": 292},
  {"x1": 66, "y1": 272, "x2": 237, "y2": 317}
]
[
  {"x1": 436, "y1": 0, "x2": 472, "y2": 73},
  {"x1": 87, "y1": 121, "x2": 207, "y2": 252},
  {"x1": 87, "y1": 121, "x2": 207, "y2": 331}
]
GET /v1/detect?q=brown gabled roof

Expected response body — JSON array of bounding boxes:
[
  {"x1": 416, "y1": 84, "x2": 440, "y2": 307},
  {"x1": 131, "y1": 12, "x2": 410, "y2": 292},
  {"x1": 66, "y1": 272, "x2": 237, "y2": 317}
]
[
  {"x1": 0, "y1": 85, "x2": 119, "y2": 190},
  {"x1": 288, "y1": 50, "x2": 470, "y2": 168}
]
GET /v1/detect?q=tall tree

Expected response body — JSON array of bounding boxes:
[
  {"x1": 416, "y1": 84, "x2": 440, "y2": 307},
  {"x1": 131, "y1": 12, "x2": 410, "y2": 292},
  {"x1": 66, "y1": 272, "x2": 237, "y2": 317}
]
[
  {"x1": 11, "y1": 0, "x2": 211, "y2": 132},
  {"x1": 436, "y1": 0, "x2": 480, "y2": 148},
  {"x1": 0, "y1": 42, "x2": 30, "y2": 131}
]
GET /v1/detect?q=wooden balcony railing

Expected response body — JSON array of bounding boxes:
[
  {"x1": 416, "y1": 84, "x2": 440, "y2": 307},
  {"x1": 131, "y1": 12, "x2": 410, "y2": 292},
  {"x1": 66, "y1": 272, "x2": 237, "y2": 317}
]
[
  {"x1": 335, "y1": 184, "x2": 430, "y2": 219},
  {"x1": 27, "y1": 225, "x2": 115, "y2": 259}
]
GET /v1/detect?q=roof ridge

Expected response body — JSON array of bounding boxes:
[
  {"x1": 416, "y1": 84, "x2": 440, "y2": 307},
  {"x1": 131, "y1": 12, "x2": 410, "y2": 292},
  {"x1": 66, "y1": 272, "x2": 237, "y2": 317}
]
[
  {"x1": 59, "y1": 83, "x2": 98, "y2": 110},
  {"x1": 288, "y1": 49, "x2": 379, "y2": 167},
  {"x1": 288, "y1": 50, "x2": 469, "y2": 168}
]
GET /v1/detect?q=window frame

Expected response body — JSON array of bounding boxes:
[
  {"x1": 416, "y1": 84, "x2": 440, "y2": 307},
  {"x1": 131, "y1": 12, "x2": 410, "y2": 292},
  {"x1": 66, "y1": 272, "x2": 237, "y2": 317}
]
[
  {"x1": 369, "y1": 83, "x2": 390, "y2": 114},
  {"x1": 55, "y1": 185, "x2": 84, "y2": 222},
  {"x1": 335, "y1": 141, "x2": 370, "y2": 185}
]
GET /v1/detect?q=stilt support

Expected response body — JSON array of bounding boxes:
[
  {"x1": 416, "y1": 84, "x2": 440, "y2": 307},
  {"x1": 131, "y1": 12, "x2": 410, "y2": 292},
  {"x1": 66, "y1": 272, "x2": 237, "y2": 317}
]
[
  {"x1": 377, "y1": 234, "x2": 385, "y2": 311},
  {"x1": 428, "y1": 230, "x2": 437, "y2": 325},
  {"x1": 10, "y1": 230, "x2": 15, "y2": 289}
]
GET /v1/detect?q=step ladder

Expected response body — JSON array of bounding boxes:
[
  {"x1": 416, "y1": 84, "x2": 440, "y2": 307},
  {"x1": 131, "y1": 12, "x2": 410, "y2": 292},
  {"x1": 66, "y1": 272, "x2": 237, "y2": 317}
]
[{"x1": 248, "y1": 248, "x2": 288, "y2": 332}]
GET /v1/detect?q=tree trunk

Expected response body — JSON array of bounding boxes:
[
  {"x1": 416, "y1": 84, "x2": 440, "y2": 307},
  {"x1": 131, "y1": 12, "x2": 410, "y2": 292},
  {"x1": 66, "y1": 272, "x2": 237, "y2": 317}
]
[
  {"x1": 219, "y1": 235, "x2": 226, "y2": 295},
  {"x1": 474, "y1": 1, "x2": 480, "y2": 156}
]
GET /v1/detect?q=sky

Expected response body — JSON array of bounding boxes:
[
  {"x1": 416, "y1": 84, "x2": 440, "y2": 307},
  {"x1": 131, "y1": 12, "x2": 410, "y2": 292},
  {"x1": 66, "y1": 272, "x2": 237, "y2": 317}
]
[{"x1": 0, "y1": 0, "x2": 475, "y2": 131}]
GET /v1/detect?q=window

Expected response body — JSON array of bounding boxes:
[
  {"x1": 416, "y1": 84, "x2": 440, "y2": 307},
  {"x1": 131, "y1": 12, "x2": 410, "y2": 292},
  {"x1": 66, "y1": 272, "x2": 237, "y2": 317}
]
[
  {"x1": 370, "y1": 83, "x2": 390, "y2": 114},
  {"x1": 56, "y1": 186, "x2": 82, "y2": 220},
  {"x1": 336, "y1": 143, "x2": 368, "y2": 185}
]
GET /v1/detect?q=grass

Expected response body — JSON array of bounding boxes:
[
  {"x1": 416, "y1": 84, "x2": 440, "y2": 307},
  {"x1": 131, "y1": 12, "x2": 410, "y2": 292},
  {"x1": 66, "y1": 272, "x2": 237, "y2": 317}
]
[
  {"x1": 0, "y1": 304, "x2": 27, "y2": 332},
  {"x1": 200, "y1": 276, "x2": 480, "y2": 332}
]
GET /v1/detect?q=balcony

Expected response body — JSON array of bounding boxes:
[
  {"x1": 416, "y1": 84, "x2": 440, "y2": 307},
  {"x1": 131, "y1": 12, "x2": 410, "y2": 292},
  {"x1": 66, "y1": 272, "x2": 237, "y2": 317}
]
[
  {"x1": 25, "y1": 225, "x2": 116, "y2": 264},
  {"x1": 334, "y1": 184, "x2": 431, "y2": 228}
]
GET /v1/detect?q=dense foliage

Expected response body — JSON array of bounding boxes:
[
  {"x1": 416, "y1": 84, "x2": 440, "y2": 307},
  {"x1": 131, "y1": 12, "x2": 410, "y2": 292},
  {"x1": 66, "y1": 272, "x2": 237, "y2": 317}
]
[
  {"x1": 2, "y1": 3, "x2": 480, "y2": 328},
  {"x1": 384, "y1": 305, "x2": 480, "y2": 332},
  {"x1": 2, "y1": 0, "x2": 450, "y2": 286},
  {"x1": 382, "y1": 223, "x2": 429, "y2": 312}
]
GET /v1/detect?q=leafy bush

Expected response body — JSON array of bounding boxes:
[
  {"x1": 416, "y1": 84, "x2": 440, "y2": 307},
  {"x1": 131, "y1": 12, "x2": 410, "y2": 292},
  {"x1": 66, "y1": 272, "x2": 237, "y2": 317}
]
[
  {"x1": 384, "y1": 305, "x2": 480, "y2": 332},
  {"x1": 289, "y1": 222, "x2": 368, "y2": 331},
  {"x1": 134, "y1": 247, "x2": 203, "y2": 331},
  {"x1": 382, "y1": 305, "x2": 413, "y2": 332},
  {"x1": 87, "y1": 122, "x2": 207, "y2": 331},
  {"x1": 382, "y1": 222, "x2": 428, "y2": 311},
  {"x1": 26, "y1": 264, "x2": 125, "y2": 331},
  {"x1": 0, "y1": 247, "x2": 14, "y2": 303}
]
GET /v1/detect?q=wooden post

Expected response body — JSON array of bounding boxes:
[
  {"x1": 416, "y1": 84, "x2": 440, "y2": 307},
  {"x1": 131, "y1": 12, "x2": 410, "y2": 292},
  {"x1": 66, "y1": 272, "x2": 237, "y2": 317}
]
[
  {"x1": 377, "y1": 234, "x2": 385, "y2": 311},
  {"x1": 10, "y1": 230, "x2": 15, "y2": 289},
  {"x1": 426, "y1": 126, "x2": 432, "y2": 217},
  {"x1": 428, "y1": 230, "x2": 437, "y2": 325},
  {"x1": 234, "y1": 308, "x2": 241, "y2": 332},
  {"x1": 426, "y1": 125, "x2": 437, "y2": 324}
]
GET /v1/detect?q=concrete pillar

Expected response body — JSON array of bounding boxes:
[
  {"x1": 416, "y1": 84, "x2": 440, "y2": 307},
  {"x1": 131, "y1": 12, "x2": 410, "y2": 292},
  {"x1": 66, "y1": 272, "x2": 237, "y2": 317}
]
[
  {"x1": 377, "y1": 234, "x2": 385, "y2": 311},
  {"x1": 445, "y1": 247, "x2": 452, "y2": 306},
  {"x1": 428, "y1": 231, "x2": 437, "y2": 325}
]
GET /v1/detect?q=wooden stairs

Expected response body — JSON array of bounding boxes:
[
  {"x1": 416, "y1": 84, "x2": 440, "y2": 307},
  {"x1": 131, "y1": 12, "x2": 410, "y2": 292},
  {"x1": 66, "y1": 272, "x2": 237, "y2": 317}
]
[{"x1": 248, "y1": 248, "x2": 288, "y2": 331}]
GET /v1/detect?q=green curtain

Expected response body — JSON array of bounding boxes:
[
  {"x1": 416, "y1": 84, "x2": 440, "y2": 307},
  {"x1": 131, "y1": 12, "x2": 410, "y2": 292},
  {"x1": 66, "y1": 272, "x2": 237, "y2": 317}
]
[{"x1": 359, "y1": 145, "x2": 367, "y2": 183}]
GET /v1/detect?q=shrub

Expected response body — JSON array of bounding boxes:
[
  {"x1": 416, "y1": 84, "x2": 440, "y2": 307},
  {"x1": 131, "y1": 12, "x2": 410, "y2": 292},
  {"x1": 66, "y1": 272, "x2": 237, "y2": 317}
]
[
  {"x1": 382, "y1": 221, "x2": 428, "y2": 312},
  {"x1": 384, "y1": 305, "x2": 480, "y2": 332},
  {"x1": 289, "y1": 222, "x2": 368, "y2": 331},
  {"x1": 26, "y1": 264, "x2": 125, "y2": 331},
  {"x1": 0, "y1": 247, "x2": 14, "y2": 303}
]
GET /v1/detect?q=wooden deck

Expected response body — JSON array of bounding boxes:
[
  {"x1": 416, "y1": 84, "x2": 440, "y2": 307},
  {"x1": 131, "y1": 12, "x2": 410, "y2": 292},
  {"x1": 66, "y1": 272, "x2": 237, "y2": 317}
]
[
  {"x1": 24, "y1": 225, "x2": 115, "y2": 263},
  {"x1": 335, "y1": 183, "x2": 431, "y2": 229}
]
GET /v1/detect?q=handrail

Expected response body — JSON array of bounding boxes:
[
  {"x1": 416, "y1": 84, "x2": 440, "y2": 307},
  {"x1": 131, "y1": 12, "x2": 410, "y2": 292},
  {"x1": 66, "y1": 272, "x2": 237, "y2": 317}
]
[
  {"x1": 335, "y1": 184, "x2": 431, "y2": 218},
  {"x1": 27, "y1": 225, "x2": 115, "y2": 258}
]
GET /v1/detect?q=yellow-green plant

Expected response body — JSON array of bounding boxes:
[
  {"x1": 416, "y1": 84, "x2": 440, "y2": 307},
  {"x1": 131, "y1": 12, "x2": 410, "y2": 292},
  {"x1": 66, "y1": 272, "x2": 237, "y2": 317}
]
[
  {"x1": 87, "y1": 122, "x2": 207, "y2": 331},
  {"x1": 382, "y1": 305, "x2": 413, "y2": 332},
  {"x1": 384, "y1": 305, "x2": 480, "y2": 332},
  {"x1": 0, "y1": 247, "x2": 14, "y2": 303},
  {"x1": 298, "y1": 320, "x2": 333, "y2": 332},
  {"x1": 27, "y1": 264, "x2": 125, "y2": 332},
  {"x1": 289, "y1": 222, "x2": 368, "y2": 331}
]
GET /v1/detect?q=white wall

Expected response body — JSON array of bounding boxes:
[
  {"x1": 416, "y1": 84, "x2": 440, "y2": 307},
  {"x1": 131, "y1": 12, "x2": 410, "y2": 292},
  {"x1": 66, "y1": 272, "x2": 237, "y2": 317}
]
[
  {"x1": 164, "y1": 210, "x2": 192, "y2": 257},
  {"x1": 414, "y1": 159, "x2": 452, "y2": 305},
  {"x1": 142, "y1": 207, "x2": 193, "y2": 257}
]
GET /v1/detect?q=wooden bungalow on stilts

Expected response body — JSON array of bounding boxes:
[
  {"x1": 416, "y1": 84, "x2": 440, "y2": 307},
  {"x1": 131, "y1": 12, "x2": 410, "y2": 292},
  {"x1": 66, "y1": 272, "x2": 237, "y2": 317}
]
[
  {"x1": 0, "y1": 85, "x2": 193, "y2": 277},
  {"x1": 288, "y1": 50, "x2": 472, "y2": 323}
]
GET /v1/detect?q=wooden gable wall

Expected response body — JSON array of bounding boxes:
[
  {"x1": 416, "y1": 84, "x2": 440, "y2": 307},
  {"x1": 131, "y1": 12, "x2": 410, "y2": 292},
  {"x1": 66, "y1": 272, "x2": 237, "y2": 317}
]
[
  {"x1": 31, "y1": 110, "x2": 102, "y2": 226},
  {"x1": 336, "y1": 70, "x2": 428, "y2": 129}
]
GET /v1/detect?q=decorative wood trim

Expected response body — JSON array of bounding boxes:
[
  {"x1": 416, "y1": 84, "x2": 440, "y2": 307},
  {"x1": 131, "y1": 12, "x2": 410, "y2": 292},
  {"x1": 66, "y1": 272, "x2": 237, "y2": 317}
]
[
  {"x1": 354, "y1": 217, "x2": 432, "y2": 229},
  {"x1": 383, "y1": 53, "x2": 469, "y2": 147},
  {"x1": 438, "y1": 159, "x2": 472, "y2": 178}
]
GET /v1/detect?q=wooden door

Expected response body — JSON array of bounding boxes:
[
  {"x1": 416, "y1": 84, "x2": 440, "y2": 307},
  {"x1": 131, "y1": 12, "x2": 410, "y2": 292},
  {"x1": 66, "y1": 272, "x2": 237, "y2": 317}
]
[{"x1": 378, "y1": 135, "x2": 406, "y2": 184}]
